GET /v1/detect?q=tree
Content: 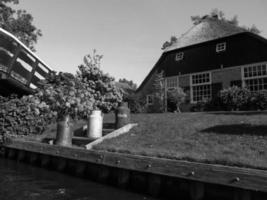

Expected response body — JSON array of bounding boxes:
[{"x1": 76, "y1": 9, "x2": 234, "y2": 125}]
[
  {"x1": 0, "y1": 0, "x2": 42, "y2": 51},
  {"x1": 116, "y1": 78, "x2": 146, "y2": 113},
  {"x1": 77, "y1": 50, "x2": 123, "y2": 113},
  {"x1": 167, "y1": 87, "x2": 186, "y2": 113},
  {"x1": 149, "y1": 70, "x2": 165, "y2": 112},
  {"x1": 117, "y1": 78, "x2": 137, "y2": 101},
  {"x1": 118, "y1": 78, "x2": 137, "y2": 90},
  {"x1": 191, "y1": 9, "x2": 261, "y2": 35}
]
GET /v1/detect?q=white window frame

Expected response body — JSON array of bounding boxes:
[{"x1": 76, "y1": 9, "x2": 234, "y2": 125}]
[
  {"x1": 241, "y1": 62, "x2": 267, "y2": 92},
  {"x1": 175, "y1": 52, "x2": 184, "y2": 61},
  {"x1": 216, "y1": 42, "x2": 226, "y2": 53},
  {"x1": 190, "y1": 72, "x2": 212, "y2": 103},
  {"x1": 146, "y1": 95, "x2": 154, "y2": 105}
]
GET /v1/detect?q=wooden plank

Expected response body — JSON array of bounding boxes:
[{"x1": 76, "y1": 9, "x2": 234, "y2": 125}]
[
  {"x1": 6, "y1": 45, "x2": 21, "y2": 75},
  {"x1": 0, "y1": 50, "x2": 12, "y2": 66},
  {"x1": 85, "y1": 123, "x2": 138, "y2": 149},
  {"x1": 35, "y1": 64, "x2": 48, "y2": 78},
  {"x1": 0, "y1": 29, "x2": 52, "y2": 73},
  {"x1": 31, "y1": 75, "x2": 41, "y2": 86},
  {"x1": 27, "y1": 60, "x2": 38, "y2": 86},
  {"x1": 3, "y1": 138, "x2": 267, "y2": 192},
  {"x1": 12, "y1": 61, "x2": 31, "y2": 79},
  {"x1": 18, "y1": 50, "x2": 35, "y2": 67}
]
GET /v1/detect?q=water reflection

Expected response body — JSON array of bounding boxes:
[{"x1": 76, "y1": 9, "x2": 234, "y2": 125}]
[{"x1": 0, "y1": 157, "x2": 157, "y2": 200}]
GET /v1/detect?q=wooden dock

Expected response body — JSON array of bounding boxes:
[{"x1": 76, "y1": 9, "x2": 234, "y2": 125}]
[{"x1": 1, "y1": 138, "x2": 267, "y2": 200}]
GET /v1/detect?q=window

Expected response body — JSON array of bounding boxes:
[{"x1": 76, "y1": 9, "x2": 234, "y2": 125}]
[
  {"x1": 216, "y1": 42, "x2": 226, "y2": 52},
  {"x1": 175, "y1": 52, "x2": 184, "y2": 61},
  {"x1": 166, "y1": 76, "x2": 178, "y2": 89},
  {"x1": 243, "y1": 63, "x2": 267, "y2": 91},
  {"x1": 146, "y1": 95, "x2": 154, "y2": 105},
  {"x1": 191, "y1": 72, "x2": 212, "y2": 103}
]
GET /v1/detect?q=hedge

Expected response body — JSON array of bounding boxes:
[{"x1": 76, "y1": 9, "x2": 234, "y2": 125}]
[{"x1": 0, "y1": 95, "x2": 56, "y2": 144}]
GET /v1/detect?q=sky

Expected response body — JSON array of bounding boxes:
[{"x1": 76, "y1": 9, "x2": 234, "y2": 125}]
[{"x1": 14, "y1": 0, "x2": 267, "y2": 86}]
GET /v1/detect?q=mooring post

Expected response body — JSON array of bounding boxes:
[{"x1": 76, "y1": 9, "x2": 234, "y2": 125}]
[
  {"x1": 189, "y1": 182, "x2": 205, "y2": 200},
  {"x1": 115, "y1": 102, "x2": 130, "y2": 129}
]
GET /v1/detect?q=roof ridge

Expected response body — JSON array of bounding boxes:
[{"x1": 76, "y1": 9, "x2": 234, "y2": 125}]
[{"x1": 164, "y1": 17, "x2": 246, "y2": 52}]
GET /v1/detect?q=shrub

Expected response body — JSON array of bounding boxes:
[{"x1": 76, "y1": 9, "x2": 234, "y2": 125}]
[
  {"x1": 203, "y1": 96, "x2": 224, "y2": 111},
  {"x1": 249, "y1": 91, "x2": 267, "y2": 110},
  {"x1": 219, "y1": 86, "x2": 251, "y2": 111},
  {"x1": 37, "y1": 72, "x2": 94, "y2": 120},
  {"x1": 148, "y1": 71, "x2": 165, "y2": 113},
  {"x1": 167, "y1": 87, "x2": 186, "y2": 112},
  {"x1": 203, "y1": 86, "x2": 267, "y2": 111},
  {"x1": 126, "y1": 94, "x2": 147, "y2": 113},
  {"x1": 0, "y1": 95, "x2": 56, "y2": 143},
  {"x1": 0, "y1": 51, "x2": 123, "y2": 143},
  {"x1": 77, "y1": 50, "x2": 122, "y2": 113},
  {"x1": 190, "y1": 100, "x2": 206, "y2": 112}
]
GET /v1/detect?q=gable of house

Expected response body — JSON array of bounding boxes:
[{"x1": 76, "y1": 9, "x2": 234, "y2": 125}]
[{"x1": 137, "y1": 17, "x2": 267, "y2": 94}]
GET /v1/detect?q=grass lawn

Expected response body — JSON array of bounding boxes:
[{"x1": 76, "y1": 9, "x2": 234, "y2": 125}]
[{"x1": 94, "y1": 112, "x2": 267, "y2": 170}]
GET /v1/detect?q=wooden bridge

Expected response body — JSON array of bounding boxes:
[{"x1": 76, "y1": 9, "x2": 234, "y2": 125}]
[{"x1": 0, "y1": 28, "x2": 53, "y2": 96}]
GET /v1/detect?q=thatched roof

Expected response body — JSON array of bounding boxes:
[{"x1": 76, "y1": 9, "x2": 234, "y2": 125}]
[{"x1": 164, "y1": 16, "x2": 247, "y2": 52}]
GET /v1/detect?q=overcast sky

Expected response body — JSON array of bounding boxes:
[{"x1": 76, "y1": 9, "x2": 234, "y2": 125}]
[{"x1": 14, "y1": 0, "x2": 267, "y2": 86}]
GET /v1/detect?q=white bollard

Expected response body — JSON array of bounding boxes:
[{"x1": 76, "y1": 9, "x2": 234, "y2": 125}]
[{"x1": 87, "y1": 110, "x2": 103, "y2": 140}]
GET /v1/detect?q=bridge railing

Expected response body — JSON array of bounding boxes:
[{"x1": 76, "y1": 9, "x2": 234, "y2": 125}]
[{"x1": 0, "y1": 28, "x2": 53, "y2": 91}]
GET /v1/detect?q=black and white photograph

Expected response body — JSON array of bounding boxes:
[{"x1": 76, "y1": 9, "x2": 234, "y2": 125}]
[{"x1": 0, "y1": 0, "x2": 267, "y2": 199}]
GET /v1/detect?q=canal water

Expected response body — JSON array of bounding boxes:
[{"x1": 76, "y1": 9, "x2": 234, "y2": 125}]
[{"x1": 0, "y1": 157, "x2": 157, "y2": 200}]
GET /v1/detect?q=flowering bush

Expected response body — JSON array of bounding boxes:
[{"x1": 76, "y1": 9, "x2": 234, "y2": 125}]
[
  {"x1": 77, "y1": 50, "x2": 122, "y2": 113},
  {"x1": 37, "y1": 72, "x2": 94, "y2": 120},
  {"x1": 202, "y1": 86, "x2": 267, "y2": 111},
  {"x1": 0, "y1": 50, "x2": 123, "y2": 143},
  {"x1": 248, "y1": 90, "x2": 267, "y2": 110},
  {"x1": 0, "y1": 95, "x2": 56, "y2": 143},
  {"x1": 219, "y1": 86, "x2": 251, "y2": 110}
]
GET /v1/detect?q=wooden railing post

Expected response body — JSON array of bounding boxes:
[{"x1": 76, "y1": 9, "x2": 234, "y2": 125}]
[
  {"x1": 7, "y1": 44, "x2": 21, "y2": 76},
  {"x1": 27, "y1": 60, "x2": 38, "y2": 86}
]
